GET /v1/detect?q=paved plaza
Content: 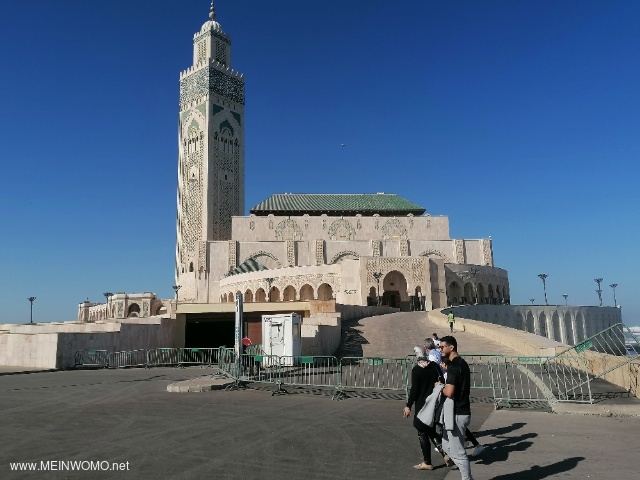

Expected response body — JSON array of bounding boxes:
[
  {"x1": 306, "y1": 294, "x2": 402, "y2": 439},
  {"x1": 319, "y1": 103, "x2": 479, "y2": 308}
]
[{"x1": 2, "y1": 312, "x2": 640, "y2": 479}]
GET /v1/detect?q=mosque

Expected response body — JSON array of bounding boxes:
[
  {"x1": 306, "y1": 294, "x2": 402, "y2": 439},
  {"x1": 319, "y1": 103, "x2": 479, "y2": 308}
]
[
  {"x1": 170, "y1": 3, "x2": 510, "y2": 347},
  {"x1": 1, "y1": 3, "x2": 618, "y2": 370}
]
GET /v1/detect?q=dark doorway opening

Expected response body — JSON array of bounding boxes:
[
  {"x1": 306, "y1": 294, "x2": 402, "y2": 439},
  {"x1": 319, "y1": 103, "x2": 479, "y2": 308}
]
[{"x1": 185, "y1": 319, "x2": 234, "y2": 348}]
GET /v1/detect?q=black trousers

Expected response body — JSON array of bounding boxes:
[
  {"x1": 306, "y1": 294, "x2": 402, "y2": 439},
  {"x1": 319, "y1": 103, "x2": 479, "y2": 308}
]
[{"x1": 413, "y1": 416, "x2": 443, "y2": 464}]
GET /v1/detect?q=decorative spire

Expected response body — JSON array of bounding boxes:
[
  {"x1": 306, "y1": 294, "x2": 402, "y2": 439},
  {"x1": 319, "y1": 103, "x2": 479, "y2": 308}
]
[{"x1": 209, "y1": 1, "x2": 216, "y2": 20}]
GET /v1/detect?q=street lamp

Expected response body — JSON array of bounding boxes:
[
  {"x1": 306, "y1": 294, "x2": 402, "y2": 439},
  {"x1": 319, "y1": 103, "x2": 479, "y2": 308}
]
[
  {"x1": 529, "y1": 298, "x2": 535, "y2": 305},
  {"x1": 562, "y1": 294, "x2": 568, "y2": 306},
  {"x1": 172, "y1": 285, "x2": 181, "y2": 299},
  {"x1": 594, "y1": 278, "x2": 603, "y2": 306},
  {"x1": 103, "y1": 292, "x2": 113, "y2": 319},
  {"x1": 372, "y1": 272, "x2": 383, "y2": 306},
  {"x1": 27, "y1": 297, "x2": 36, "y2": 324},
  {"x1": 537, "y1": 274, "x2": 549, "y2": 305},
  {"x1": 609, "y1": 283, "x2": 618, "y2": 307}
]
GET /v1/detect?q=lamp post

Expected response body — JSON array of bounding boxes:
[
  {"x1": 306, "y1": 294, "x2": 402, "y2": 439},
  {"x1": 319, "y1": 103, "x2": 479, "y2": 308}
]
[
  {"x1": 562, "y1": 294, "x2": 568, "y2": 306},
  {"x1": 172, "y1": 285, "x2": 181, "y2": 299},
  {"x1": 609, "y1": 284, "x2": 618, "y2": 307},
  {"x1": 373, "y1": 272, "x2": 383, "y2": 307},
  {"x1": 27, "y1": 297, "x2": 36, "y2": 324},
  {"x1": 594, "y1": 278, "x2": 603, "y2": 306},
  {"x1": 537, "y1": 274, "x2": 549, "y2": 305},
  {"x1": 529, "y1": 298, "x2": 535, "y2": 305},
  {"x1": 103, "y1": 292, "x2": 113, "y2": 319}
]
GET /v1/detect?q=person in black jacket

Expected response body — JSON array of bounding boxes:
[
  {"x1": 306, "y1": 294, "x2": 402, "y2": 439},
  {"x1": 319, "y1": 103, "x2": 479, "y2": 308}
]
[{"x1": 403, "y1": 346, "x2": 450, "y2": 470}]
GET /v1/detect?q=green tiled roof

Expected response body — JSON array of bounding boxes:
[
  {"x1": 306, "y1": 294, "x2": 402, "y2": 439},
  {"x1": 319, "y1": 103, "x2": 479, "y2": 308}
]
[
  {"x1": 250, "y1": 194, "x2": 425, "y2": 216},
  {"x1": 225, "y1": 258, "x2": 268, "y2": 277}
]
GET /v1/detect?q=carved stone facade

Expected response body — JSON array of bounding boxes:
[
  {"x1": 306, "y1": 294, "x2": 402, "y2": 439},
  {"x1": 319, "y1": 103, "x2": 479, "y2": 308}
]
[
  {"x1": 328, "y1": 219, "x2": 356, "y2": 240},
  {"x1": 454, "y1": 239, "x2": 465, "y2": 264},
  {"x1": 315, "y1": 240, "x2": 324, "y2": 266}
]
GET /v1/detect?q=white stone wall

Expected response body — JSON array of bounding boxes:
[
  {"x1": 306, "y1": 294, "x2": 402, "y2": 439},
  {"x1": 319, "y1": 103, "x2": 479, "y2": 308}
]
[
  {"x1": 446, "y1": 304, "x2": 622, "y2": 347},
  {"x1": 231, "y1": 214, "x2": 450, "y2": 243},
  {"x1": 0, "y1": 317, "x2": 178, "y2": 369}
]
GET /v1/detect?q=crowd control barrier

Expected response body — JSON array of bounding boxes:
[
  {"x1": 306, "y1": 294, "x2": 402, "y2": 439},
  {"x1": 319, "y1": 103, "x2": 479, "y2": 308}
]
[{"x1": 74, "y1": 350, "x2": 109, "y2": 368}]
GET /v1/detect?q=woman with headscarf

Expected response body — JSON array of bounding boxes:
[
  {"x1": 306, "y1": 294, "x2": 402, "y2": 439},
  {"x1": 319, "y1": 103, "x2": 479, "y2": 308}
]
[{"x1": 403, "y1": 345, "x2": 448, "y2": 470}]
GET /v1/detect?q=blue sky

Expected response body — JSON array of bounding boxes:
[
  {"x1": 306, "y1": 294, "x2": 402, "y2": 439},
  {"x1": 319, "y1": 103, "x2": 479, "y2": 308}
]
[{"x1": 1, "y1": 1, "x2": 638, "y2": 325}]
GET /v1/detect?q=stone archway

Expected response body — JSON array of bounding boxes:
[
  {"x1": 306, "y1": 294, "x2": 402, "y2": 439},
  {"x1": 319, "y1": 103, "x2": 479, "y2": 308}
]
[
  {"x1": 255, "y1": 288, "x2": 266, "y2": 302},
  {"x1": 299, "y1": 284, "x2": 314, "y2": 301},
  {"x1": 448, "y1": 281, "x2": 462, "y2": 306},
  {"x1": 382, "y1": 270, "x2": 408, "y2": 308},
  {"x1": 564, "y1": 312, "x2": 574, "y2": 345},
  {"x1": 283, "y1": 285, "x2": 296, "y2": 301},
  {"x1": 127, "y1": 303, "x2": 140, "y2": 317},
  {"x1": 317, "y1": 283, "x2": 333, "y2": 301},
  {"x1": 244, "y1": 289, "x2": 253, "y2": 303}
]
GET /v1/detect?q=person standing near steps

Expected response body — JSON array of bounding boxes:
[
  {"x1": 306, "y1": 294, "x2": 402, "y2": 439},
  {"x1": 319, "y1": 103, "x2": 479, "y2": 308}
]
[
  {"x1": 447, "y1": 311, "x2": 455, "y2": 333},
  {"x1": 439, "y1": 336, "x2": 474, "y2": 480}
]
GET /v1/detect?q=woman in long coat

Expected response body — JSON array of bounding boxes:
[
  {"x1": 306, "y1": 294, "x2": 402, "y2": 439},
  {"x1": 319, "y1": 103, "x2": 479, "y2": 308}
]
[{"x1": 403, "y1": 346, "x2": 447, "y2": 470}]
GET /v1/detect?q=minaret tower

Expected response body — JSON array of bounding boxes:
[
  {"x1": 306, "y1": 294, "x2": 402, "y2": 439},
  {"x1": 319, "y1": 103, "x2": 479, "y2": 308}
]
[{"x1": 176, "y1": 2, "x2": 245, "y2": 297}]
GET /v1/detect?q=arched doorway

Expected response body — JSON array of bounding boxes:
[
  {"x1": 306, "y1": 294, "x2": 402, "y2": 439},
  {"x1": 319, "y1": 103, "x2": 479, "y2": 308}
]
[
  {"x1": 317, "y1": 283, "x2": 333, "y2": 301},
  {"x1": 382, "y1": 271, "x2": 408, "y2": 308},
  {"x1": 283, "y1": 285, "x2": 296, "y2": 301},
  {"x1": 463, "y1": 283, "x2": 474, "y2": 304},
  {"x1": 244, "y1": 289, "x2": 253, "y2": 302},
  {"x1": 270, "y1": 287, "x2": 281, "y2": 302},
  {"x1": 299, "y1": 284, "x2": 314, "y2": 301},
  {"x1": 447, "y1": 281, "x2": 462, "y2": 306},
  {"x1": 564, "y1": 312, "x2": 574, "y2": 345},
  {"x1": 127, "y1": 303, "x2": 140, "y2": 317},
  {"x1": 477, "y1": 283, "x2": 486, "y2": 304},
  {"x1": 255, "y1": 288, "x2": 266, "y2": 302}
]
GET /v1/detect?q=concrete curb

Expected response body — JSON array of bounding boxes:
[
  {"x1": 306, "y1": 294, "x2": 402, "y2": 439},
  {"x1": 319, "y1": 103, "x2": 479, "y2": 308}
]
[
  {"x1": 552, "y1": 402, "x2": 640, "y2": 417},
  {"x1": 167, "y1": 375, "x2": 233, "y2": 393}
]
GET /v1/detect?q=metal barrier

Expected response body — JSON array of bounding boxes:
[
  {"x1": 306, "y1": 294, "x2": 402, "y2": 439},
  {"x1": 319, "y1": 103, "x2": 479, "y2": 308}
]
[
  {"x1": 178, "y1": 348, "x2": 219, "y2": 367},
  {"x1": 108, "y1": 350, "x2": 148, "y2": 369},
  {"x1": 486, "y1": 355, "x2": 593, "y2": 407},
  {"x1": 146, "y1": 348, "x2": 181, "y2": 367},
  {"x1": 74, "y1": 350, "x2": 109, "y2": 368},
  {"x1": 339, "y1": 357, "x2": 409, "y2": 397},
  {"x1": 278, "y1": 356, "x2": 340, "y2": 389}
]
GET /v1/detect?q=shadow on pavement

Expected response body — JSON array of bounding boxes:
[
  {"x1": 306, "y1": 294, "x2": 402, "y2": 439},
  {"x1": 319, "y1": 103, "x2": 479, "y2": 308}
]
[
  {"x1": 476, "y1": 422, "x2": 526, "y2": 438},
  {"x1": 488, "y1": 456, "x2": 585, "y2": 479},
  {"x1": 475, "y1": 432, "x2": 538, "y2": 465},
  {"x1": 334, "y1": 319, "x2": 368, "y2": 358}
]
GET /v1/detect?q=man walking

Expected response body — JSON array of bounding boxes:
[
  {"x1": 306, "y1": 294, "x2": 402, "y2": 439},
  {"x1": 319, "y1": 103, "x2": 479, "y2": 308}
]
[
  {"x1": 447, "y1": 311, "x2": 455, "y2": 333},
  {"x1": 439, "y1": 336, "x2": 474, "y2": 480}
]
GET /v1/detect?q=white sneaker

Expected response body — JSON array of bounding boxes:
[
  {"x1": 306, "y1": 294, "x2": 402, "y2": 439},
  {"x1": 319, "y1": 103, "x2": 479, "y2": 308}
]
[{"x1": 472, "y1": 445, "x2": 486, "y2": 457}]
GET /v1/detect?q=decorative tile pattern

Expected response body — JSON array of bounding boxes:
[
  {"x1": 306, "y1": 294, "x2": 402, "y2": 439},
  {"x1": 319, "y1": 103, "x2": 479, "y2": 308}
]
[
  {"x1": 180, "y1": 67, "x2": 245, "y2": 107},
  {"x1": 315, "y1": 240, "x2": 324, "y2": 266},
  {"x1": 215, "y1": 41, "x2": 227, "y2": 65},
  {"x1": 400, "y1": 239, "x2": 409, "y2": 256},
  {"x1": 286, "y1": 240, "x2": 295, "y2": 266},
  {"x1": 178, "y1": 122, "x2": 204, "y2": 270},
  {"x1": 454, "y1": 239, "x2": 465, "y2": 264},
  {"x1": 482, "y1": 239, "x2": 492, "y2": 266},
  {"x1": 228, "y1": 240, "x2": 237, "y2": 271},
  {"x1": 381, "y1": 218, "x2": 408, "y2": 240},
  {"x1": 328, "y1": 219, "x2": 356, "y2": 240},
  {"x1": 372, "y1": 240, "x2": 380, "y2": 257},
  {"x1": 418, "y1": 249, "x2": 450, "y2": 263},
  {"x1": 198, "y1": 241, "x2": 207, "y2": 272},
  {"x1": 275, "y1": 219, "x2": 303, "y2": 241}
]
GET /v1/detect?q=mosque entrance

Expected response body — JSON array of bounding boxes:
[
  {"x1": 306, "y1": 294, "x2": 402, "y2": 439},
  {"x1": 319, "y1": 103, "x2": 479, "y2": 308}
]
[{"x1": 382, "y1": 270, "x2": 409, "y2": 310}]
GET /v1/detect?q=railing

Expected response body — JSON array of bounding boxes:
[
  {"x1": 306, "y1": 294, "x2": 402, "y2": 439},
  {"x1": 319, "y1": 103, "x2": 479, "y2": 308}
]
[
  {"x1": 74, "y1": 350, "x2": 109, "y2": 368},
  {"x1": 73, "y1": 347, "x2": 597, "y2": 407}
]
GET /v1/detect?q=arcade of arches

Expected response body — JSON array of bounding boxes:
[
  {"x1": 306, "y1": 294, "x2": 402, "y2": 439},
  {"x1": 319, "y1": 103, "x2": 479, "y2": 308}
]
[{"x1": 447, "y1": 280, "x2": 510, "y2": 306}]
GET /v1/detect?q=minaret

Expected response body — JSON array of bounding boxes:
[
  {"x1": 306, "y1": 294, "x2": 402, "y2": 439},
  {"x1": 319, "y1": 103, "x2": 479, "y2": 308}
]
[{"x1": 176, "y1": 2, "x2": 245, "y2": 297}]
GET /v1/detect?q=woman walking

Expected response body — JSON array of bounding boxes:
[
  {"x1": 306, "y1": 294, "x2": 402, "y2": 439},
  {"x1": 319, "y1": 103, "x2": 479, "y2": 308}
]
[{"x1": 403, "y1": 346, "x2": 448, "y2": 470}]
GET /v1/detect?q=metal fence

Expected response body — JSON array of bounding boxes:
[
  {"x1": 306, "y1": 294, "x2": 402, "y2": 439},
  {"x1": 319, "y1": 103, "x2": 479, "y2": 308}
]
[
  {"x1": 74, "y1": 347, "x2": 221, "y2": 369},
  {"x1": 74, "y1": 350, "x2": 109, "y2": 368},
  {"x1": 107, "y1": 350, "x2": 148, "y2": 369},
  {"x1": 73, "y1": 346, "x2": 606, "y2": 408}
]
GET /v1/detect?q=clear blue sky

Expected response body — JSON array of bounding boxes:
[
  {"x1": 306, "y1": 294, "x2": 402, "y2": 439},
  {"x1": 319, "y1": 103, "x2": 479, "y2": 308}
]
[{"x1": 1, "y1": 1, "x2": 638, "y2": 326}]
